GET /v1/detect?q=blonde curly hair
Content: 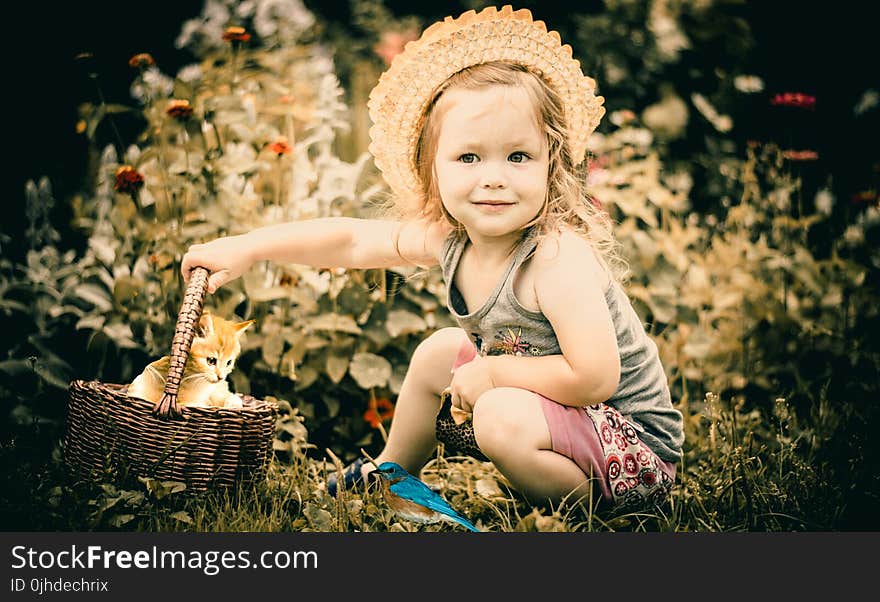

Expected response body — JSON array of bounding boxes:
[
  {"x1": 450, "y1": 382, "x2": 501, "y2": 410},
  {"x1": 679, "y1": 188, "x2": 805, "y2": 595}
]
[{"x1": 396, "y1": 61, "x2": 628, "y2": 284}]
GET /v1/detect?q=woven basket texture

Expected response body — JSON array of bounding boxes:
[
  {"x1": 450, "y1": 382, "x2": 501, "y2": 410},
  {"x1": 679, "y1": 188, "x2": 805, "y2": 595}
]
[
  {"x1": 65, "y1": 381, "x2": 277, "y2": 491},
  {"x1": 64, "y1": 266, "x2": 278, "y2": 492}
]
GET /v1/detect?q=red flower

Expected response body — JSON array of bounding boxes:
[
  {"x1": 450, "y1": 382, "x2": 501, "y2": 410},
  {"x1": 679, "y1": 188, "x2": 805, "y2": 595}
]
[
  {"x1": 128, "y1": 53, "x2": 155, "y2": 69},
  {"x1": 128, "y1": 52, "x2": 156, "y2": 69},
  {"x1": 268, "y1": 138, "x2": 293, "y2": 156},
  {"x1": 770, "y1": 92, "x2": 816, "y2": 109},
  {"x1": 781, "y1": 149, "x2": 819, "y2": 161},
  {"x1": 223, "y1": 26, "x2": 251, "y2": 43},
  {"x1": 114, "y1": 166, "x2": 144, "y2": 195},
  {"x1": 363, "y1": 397, "x2": 395, "y2": 429},
  {"x1": 166, "y1": 99, "x2": 194, "y2": 121},
  {"x1": 851, "y1": 190, "x2": 878, "y2": 205}
]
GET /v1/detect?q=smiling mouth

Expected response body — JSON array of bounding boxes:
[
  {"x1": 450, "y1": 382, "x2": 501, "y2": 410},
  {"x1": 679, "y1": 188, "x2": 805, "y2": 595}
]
[{"x1": 472, "y1": 201, "x2": 514, "y2": 206}]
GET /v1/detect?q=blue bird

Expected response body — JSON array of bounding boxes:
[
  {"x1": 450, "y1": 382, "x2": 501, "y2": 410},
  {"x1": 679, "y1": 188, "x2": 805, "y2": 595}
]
[{"x1": 372, "y1": 462, "x2": 480, "y2": 532}]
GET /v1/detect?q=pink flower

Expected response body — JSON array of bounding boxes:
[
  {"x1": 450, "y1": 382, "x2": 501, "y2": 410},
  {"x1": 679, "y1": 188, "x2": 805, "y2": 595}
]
[
  {"x1": 373, "y1": 29, "x2": 419, "y2": 66},
  {"x1": 770, "y1": 92, "x2": 816, "y2": 109}
]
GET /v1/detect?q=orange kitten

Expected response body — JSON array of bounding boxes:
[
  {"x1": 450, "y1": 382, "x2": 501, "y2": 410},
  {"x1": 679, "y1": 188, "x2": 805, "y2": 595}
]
[{"x1": 127, "y1": 311, "x2": 255, "y2": 409}]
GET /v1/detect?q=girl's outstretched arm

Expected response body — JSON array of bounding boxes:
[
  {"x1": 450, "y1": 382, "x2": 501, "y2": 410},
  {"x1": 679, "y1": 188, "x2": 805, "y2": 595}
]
[
  {"x1": 181, "y1": 217, "x2": 450, "y2": 293},
  {"x1": 485, "y1": 228, "x2": 621, "y2": 407}
]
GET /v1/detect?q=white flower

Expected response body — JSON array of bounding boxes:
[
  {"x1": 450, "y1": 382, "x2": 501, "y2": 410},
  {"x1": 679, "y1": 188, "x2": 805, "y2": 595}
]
[
  {"x1": 844, "y1": 224, "x2": 864, "y2": 246},
  {"x1": 216, "y1": 142, "x2": 260, "y2": 176},
  {"x1": 254, "y1": 0, "x2": 315, "y2": 43},
  {"x1": 604, "y1": 61, "x2": 628, "y2": 86},
  {"x1": 663, "y1": 171, "x2": 693, "y2": 195},
  {"x1": 642, "y1": 87, "x2": 689, "y2": 140},
  {"x1": 218, "y1": 174, "x2": 262, "y2": 218},
  {"x1": 616, "y1": 127, "x2": 654, "y2": 148},
  {"x1": 814, "y1": 188, "x2": 835, "y2": 215},
  {"x1": 691, "y1": 93, "x2": 733, "y2": 133},
  {"x1": 176, "y1": 64, "x2": 203, "y2": 84},
  {"x1": 734, "y1": 75, "x2": 764, "y2": 94},
  {"x1": 175, "y1": 0, "x2": 231, "y2": 52},
  {"x1": 649, "y1": 0, "x2": 690, "y2": 62},
  {"x1": 609, "y1": 110, "x2": 637, "y2": 127},
  {"x1": 770, "y1": 186, "x2": 792, "y2": 212},
  {"x1": 130, "y1": 67, "x2": 174, "y2": 103},
  {"x1": 860, "y1": 205, "x2": 880, "y2": 227},
  {"x1": 299, "y1": 269, "x2": 330, "y2": 296},
  {"x1": 854, "y1": 89, "x2": 879, "y2": 116}
]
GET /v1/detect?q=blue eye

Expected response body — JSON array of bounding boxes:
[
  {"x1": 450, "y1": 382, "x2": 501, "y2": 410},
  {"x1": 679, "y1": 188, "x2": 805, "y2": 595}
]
[
  {"x1": 459, "y1": 153, "x2": 478, "y2": 164},
  {"x1": 509, "y1": 152, "x2": 529, "y2": 163}
]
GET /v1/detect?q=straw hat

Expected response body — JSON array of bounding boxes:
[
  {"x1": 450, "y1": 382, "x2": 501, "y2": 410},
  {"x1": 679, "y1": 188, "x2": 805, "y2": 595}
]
[{"x1": 368, "y1": 4, "x2": 605, "y2": 201}]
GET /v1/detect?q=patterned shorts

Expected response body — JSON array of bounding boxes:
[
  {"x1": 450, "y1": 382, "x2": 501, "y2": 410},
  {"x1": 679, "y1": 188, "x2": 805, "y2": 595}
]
[{"x1": 582, "y1": 403, "x2": 675, "y2": 509}]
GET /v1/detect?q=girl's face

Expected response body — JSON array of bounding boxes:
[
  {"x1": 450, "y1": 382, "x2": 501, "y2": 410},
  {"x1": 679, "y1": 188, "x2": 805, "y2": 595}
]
[{"x1": 434, "y1": 85, "x2": 549, "y2": 243}]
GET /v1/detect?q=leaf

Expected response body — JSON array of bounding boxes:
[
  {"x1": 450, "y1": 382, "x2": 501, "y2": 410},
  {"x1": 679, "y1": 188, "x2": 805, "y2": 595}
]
[
  {"x1": 74, "y1": 284, "x2": 113, "y2": 312},
  {"x1": 682, "y1": 327, "x2": 713, "y2": 360},
  {"x1": 303, "y1": 503, "x2": 334, "y2": 531},
  {"x1": 308, "y1": 313, "x2": 362, "y2": 335},
  {"x1": 170, "y1": 511, "x2": 193, "y2": 524},
  {"x1": 0, "y1": 359, "x2": 32, "y2": 378},
  {"x1": 108, "y1": 514, "x2": 136, "y2": 528},
  {"x1": 385, "y1": 310, "x2": 427, "y2": 338},
  {"x1": 33, "y1": 359, "x2": 72, "y2": 390},
  {"x1": 262, "y1": 334, "x2": 285, "y2": 368},
  {"x1": 76, "y1": 315, "x2": 106, "y2": 331},
  {"x1": 348, "y1": 352, "x2": 391, "y2": 389},
  {"x1": 103, "y1": 322, "x2": 139, "y2": 349},
  {"x1": 325, "y1": 352, "x2": 350, "y2": 384},
  {"x1": 138, "y1": 477, "x2": 186, "y2": 500}
]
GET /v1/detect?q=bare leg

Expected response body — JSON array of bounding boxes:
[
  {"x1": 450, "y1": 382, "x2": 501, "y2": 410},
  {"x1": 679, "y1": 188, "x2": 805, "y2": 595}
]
[
  {"x1": 360, "y1": 327, "x2": 470, "y2": 478},
  {"x1": 473, "y1": 387, "x2": 595, "y2": 505}
]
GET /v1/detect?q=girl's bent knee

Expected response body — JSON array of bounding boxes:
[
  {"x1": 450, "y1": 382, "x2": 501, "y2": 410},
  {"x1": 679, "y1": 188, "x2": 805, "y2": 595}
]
[
  {"x1": 473, "y1": 388, "x2": 527, "y2": 456},
  {"x1": 413, "y1": 327, "x2": 468, "y2": 365}
]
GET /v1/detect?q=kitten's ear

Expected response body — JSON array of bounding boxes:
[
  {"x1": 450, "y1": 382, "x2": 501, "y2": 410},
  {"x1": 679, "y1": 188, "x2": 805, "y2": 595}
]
[
  {"x1": 197, "y1": 312, "x2": 215, "y2": 338},
  {"x1": 234, "y1": 319, "x2": 255, "y2": 338}
]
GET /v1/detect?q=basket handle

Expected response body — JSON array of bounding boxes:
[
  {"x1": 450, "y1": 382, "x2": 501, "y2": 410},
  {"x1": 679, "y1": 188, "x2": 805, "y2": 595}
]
[{"x1": 152, "y1": 266, "x2": 210, "y2": 419}]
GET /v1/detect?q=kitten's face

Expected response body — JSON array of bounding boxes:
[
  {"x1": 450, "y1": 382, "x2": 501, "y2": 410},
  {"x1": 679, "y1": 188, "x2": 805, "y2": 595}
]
[{"x1": 190, "y1": 313, "x2": 255, "y2": 383}]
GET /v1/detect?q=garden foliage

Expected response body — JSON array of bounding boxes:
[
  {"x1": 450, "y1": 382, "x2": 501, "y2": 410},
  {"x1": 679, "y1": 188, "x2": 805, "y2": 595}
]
[{"x1": 2, "y1": 0, "x2": 878, "y2": 530}]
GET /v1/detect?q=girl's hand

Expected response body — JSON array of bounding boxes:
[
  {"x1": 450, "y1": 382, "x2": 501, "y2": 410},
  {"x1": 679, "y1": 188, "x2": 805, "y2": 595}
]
[
  {"x1": 181, "y1": 234, "x2": 255, "y2": 294},
  {"x1": 449, "y1": 354, "x2": 496, "y2": 414}
]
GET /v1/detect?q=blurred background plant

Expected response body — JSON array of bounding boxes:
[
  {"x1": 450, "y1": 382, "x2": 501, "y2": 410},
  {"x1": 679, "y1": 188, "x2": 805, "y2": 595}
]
[{"x1": 2, "y1": 0, "x2": 878, "y2": 531}]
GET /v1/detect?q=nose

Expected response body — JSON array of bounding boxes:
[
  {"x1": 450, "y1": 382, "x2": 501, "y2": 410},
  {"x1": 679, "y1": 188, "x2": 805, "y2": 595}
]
[{"x1": 478, "y1": 161, "x2": 507, "y2": 189}]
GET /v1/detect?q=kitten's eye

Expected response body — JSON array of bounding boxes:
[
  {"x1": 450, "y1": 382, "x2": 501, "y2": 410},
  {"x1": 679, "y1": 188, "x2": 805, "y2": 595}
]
[
  {"x1": 207, "y1": 357, "x2": 217, "y2": 366},
  {"x1": 226, "y1": 360, "x2": 232, "y2": 366},
  {"x1": 458, "y1": 153, "x2": 478, "y2": 164}
]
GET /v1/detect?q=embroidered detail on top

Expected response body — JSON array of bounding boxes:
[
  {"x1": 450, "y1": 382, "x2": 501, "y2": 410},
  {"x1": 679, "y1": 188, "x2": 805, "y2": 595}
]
[{"x1": 486, "y1": 326, "x2": 543, "y2": 356}]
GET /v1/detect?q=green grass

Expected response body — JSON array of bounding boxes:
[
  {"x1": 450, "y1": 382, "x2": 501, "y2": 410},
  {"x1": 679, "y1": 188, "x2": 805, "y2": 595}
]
[{"x1": 3, "y1": 390, "x2": 876, "y2": 532}]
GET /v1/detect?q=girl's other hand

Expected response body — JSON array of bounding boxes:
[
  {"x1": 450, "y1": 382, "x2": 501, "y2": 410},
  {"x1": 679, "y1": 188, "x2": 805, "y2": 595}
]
[
  {"x1": 449, "y1": 354, "x2": 495, "y2": 414},
  {"x1": 181, "y1": 234, "x2": 255, "y2": 294}
]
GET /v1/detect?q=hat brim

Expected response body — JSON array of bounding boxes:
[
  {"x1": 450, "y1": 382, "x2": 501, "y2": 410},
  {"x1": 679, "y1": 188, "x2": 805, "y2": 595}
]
[{"x1": 368, "y1": 5, "x2": 605, "y2": 201}]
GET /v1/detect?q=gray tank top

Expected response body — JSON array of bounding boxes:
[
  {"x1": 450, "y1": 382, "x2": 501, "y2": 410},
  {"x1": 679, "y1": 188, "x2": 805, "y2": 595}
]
[{"x1": 440, "y1": 227, "x2": 683, "y2": 462}]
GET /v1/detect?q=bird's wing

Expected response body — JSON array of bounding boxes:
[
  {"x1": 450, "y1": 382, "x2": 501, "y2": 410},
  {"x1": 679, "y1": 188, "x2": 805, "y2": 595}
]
[{"x1": 389, "y1": 478, "x2": 479, "y2": 531}]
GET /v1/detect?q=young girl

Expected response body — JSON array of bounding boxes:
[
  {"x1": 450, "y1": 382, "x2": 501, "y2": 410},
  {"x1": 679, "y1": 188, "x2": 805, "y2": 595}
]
[{"x1": 181, "y1": 6, "x2": 683, "y2": 508}]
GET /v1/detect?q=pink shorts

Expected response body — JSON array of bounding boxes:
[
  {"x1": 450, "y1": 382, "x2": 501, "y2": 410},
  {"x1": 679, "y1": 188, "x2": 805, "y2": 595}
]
[{"x1": 453, "y1": 340, "x2": 676, "y2": 508}]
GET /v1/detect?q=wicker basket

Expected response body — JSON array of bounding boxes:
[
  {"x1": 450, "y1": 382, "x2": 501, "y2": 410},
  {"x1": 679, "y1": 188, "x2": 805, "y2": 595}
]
[{"x1": 64, "y1": 266, "x2": 278, "y2": 492}]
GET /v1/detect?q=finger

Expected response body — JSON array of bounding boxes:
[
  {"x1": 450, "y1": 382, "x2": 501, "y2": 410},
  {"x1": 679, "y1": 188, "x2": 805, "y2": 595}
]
[
  {"x1": 207, "y1": 271, "x2": 227, "y2": 294},
  {"x1": 181, "y1": 257, "x2": 191, "y2": 283}
]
